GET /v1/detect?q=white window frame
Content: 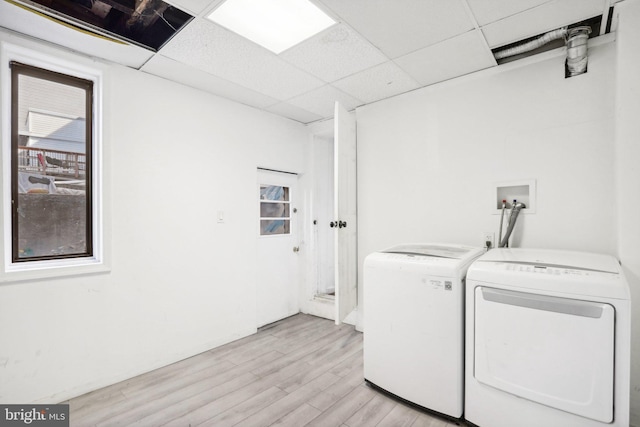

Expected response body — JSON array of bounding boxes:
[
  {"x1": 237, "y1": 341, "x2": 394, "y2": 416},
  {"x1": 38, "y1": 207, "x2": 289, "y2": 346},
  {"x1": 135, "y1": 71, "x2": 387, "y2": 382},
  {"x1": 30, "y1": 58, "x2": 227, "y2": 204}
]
[{"x1": 0, "y1": 41, "x2": 108, "y2": 282}]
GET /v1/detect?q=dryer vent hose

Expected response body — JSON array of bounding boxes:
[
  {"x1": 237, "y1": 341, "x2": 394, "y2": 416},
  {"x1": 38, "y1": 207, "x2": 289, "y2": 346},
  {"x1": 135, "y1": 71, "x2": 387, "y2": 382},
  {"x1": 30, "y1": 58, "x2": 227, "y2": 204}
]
[{"x1": 494, "y1": 28, "x2": 567, "y2": 60}]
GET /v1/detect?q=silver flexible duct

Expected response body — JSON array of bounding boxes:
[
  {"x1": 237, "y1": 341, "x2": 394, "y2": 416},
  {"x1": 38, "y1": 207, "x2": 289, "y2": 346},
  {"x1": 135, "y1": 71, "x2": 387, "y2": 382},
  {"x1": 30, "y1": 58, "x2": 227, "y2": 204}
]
[
  {"x1": 494, "y1": 28, "x2": 568, "y2": 60},
  {"x1": 566, "y1": 27, "x2": 592, "y2": 76}
]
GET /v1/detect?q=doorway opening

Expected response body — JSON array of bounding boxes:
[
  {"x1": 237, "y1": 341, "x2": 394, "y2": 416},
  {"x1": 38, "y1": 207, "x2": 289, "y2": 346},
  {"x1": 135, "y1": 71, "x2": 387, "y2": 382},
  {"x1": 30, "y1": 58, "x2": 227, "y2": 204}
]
[
  {"x1": 312, "y1": 132, "x2": 335, "y2": 301},
  {"x1": 303, "y1": 102, "x2": 357, "y2": 325}
]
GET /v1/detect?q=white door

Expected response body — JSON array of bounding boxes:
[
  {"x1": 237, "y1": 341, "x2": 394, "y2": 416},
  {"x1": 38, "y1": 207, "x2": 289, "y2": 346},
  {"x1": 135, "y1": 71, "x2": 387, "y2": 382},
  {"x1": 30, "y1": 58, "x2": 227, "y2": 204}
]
[
  {"x1": 334, "y1": 102, "x2": 357, "y2": 325},
  {"x1": 257, "y1": 169, "x2": 300, "y2": 327}
]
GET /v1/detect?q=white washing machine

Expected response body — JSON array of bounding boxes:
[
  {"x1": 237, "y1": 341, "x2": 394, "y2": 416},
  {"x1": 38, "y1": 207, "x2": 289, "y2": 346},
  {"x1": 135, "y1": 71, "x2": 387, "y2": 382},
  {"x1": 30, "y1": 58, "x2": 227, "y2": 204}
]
[
  {"x1": 465, "y1": 248, "x2": 630, "y2": 427},
  {"x1": 363, "y1": 243, "x2": 485, "y2": 418}
]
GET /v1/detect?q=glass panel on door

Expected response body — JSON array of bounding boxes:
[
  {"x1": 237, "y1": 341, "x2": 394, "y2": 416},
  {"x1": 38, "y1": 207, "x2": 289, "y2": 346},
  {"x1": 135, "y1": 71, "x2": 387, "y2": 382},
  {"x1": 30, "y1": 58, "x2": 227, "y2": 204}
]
[{"x1": 259, "y1": 184, "x2": 291, "y2": 236}]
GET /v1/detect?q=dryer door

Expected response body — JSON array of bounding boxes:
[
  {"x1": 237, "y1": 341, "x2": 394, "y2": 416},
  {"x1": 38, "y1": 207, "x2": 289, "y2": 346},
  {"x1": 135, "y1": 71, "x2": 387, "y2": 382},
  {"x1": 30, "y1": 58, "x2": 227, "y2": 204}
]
[{"x1": 474, "y1": 287, "x2": 615, "y2": 422}]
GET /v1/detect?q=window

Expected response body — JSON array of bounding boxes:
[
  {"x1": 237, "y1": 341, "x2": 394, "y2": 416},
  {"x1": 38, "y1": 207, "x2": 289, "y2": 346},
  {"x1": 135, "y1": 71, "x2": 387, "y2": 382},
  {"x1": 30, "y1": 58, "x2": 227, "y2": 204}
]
[
  {"x1": 11, "y1": 62, "x2": 93, "y2": 262},
  {"x1": 2, "y1": 43, "x2": 105, "y2": 279},
  {"x1": 259, "y1": 184, "x2": 291, "y2": 235}
]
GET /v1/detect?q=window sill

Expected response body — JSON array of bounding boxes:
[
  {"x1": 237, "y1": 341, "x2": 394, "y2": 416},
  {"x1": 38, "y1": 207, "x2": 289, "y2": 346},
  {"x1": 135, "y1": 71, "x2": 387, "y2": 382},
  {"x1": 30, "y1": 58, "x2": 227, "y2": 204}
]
[{"x1": 1, "y1": 257, "x2": 110, "y2": 284}]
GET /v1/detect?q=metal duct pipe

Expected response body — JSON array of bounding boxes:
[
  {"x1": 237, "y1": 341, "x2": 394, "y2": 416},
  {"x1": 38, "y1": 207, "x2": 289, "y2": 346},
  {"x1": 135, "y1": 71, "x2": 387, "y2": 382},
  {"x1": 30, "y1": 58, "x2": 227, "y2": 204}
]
[
  {"x1": 566, "y1": 26, "x2": 592, "y2": 76},
  {"x1": 494, "y1": 27, "x2": 568, "y2": 60}
]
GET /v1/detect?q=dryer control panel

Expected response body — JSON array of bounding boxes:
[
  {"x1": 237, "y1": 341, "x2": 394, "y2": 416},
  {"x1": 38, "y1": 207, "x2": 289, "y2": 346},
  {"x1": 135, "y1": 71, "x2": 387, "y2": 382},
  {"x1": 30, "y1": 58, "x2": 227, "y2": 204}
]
[
  {"x1": 503, "y1": 263, "x2": 605, "y2": 277},
  {"x1": 468, "y1": 259, "x2": 628, "y2": 300}
]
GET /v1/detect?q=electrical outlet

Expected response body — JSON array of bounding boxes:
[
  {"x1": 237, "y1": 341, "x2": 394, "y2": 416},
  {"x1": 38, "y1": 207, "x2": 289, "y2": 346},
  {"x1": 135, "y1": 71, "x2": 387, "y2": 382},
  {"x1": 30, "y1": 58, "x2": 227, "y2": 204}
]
[{"x1": 483, "y1": 231, "x2": 495, "y2": 249}]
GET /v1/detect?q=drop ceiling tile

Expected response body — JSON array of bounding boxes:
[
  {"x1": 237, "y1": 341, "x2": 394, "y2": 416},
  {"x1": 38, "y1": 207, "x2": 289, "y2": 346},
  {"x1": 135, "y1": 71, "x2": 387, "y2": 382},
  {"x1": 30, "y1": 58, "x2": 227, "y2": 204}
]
[
  {"x1": 166, "y1": 0, "x2": 222, "y2": 16},
  {"x1": 317, "y1": 0, "x2": 474, "y2": 58},
  {"x1": 141, "y1": 54, "x2": 279, "y2": 109},
  {"x1": 466, "y1": 0, "x2": 554, "y2": 26},
  {"x1": 481, "y1": 0, "x2": 608, "y2": 48},
  {"x1": 0, "y1": 1, "x2": 154, "y2": 68},
  {"x1": 266, "y1": 102, "x2": 324, "y2": 124},
  {"x1": 394, "y1": 30, "x2": 497, "y2": 87},
  {"x1": 332, "y1": 61, "x2": 420, "y2": 104},
  {"x1": 280, "y1": 24, "x2": 387, "y2": 82},
  {"x1": 286, "y1": 85, "x2": 362, "y2": 118},
  {"x1": 160, "y1": 19, "x2": 325, "y2": 100}
]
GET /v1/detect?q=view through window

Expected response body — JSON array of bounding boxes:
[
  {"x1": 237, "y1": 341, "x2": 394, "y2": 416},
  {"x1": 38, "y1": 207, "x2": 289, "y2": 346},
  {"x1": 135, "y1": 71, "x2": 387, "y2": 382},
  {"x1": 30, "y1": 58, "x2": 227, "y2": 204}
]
[
  {"x1": 11, "y1": 61, "x2": 93, "y2": 262},
  {"x1": 259, "y1": 184, "x2": 291, "y2": 236}
]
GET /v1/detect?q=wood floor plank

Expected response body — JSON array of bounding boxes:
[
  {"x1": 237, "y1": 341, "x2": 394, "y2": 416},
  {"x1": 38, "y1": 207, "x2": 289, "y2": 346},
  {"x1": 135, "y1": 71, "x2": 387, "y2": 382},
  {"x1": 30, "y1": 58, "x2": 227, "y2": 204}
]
[
  {"x1": 277, "y1": 335, "x2": 362, "y2": 393},
  {"x1": 269, "y1": 403, "x2": 321, "y2": 427},
  {"x1": 219, "y1": 335, "x2": 282, "y2": 366},
  {"x1": 69, "y1": 348, "x2": 225, "y2": 416},
  {"x1": 167, "y1": 355, "x2": 337, "y2": 426},
  {"x1": 258, "y1": 313, "x2": 319, "y2": 336},
  {"x1": 268, "y1": 315, "x2": 328, "y2": 339},
  {"x1": 411, "y1": 413, "x2": 459, "y2": 427},
  {"x1": 251, "y1": 324, "x2": 354, "y2": 378},
  {"x1": 295, "y1": 371, "x2": 342, "y2": 393},
  {"x1": 118, "y1": 359, "x2": 238, "y2": 400},
  {"x1": 95, "y1": 372, "x2": 258, "y2": 426},
  {"x1": 269, "y1": 321, "x2": 341, "y2": 354},
  {"x1": 299, "y1": 329, "x2": 362, "y2": 366},
  {"x1": 67, "y1": 387, "x2": 128, "y2": 421},
  {"x1": 329, "y1": 351, "x2": 363, "y2": 378},
  {"x1": 232, "y1": 366, "x2": 349, "y2": 427},
  {"x1": 231, "y1": 385, "x2": 318, "y2": 427},
  {"x1": 270, "y1": 325, "x2": 348, "y2": 356},
  {"x1": 375, "y1": 403, "x2": 420, "y2": 427},
  {"x1": 193, "y1": 386, "x2": 287, "y2": 427},
  {"x1": 67, "y1": 314, "x2": 455, "y2": 427},
  {"x1": 207, "y1": 333, "x2": 281, "y2": 363},
  {"x1": 343, "y1": 392, "x2": 397, "y2": 427},
  {"x1": 72, "y1": 360, "x2": 238, "y2": 425},
  {"x1": 73, "y1": 350, "x2": 280, "y2": 426},
  {"x1": 304, "y1": 384, "x2": 376, "y2": 427},
  {"x1": 126, "y1": 372, "x2": 268, "y2": 427},
  {"x1": 306, "y1": 359, "x2": 365, "y2": 412},
  {"x1": 124, "y1": 348, "x2": 288, "y2": 426}
]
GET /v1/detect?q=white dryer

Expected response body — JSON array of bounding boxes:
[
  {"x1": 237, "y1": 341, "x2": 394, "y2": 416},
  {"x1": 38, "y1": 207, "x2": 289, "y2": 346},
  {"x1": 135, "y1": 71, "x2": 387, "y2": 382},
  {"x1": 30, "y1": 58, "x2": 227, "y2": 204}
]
[
  {"x1": 465, "y1": 248, "x2": 630, "y2": 427},
  {"x1": 364, "y1": 243, "x2": 485, "y2": 419}
]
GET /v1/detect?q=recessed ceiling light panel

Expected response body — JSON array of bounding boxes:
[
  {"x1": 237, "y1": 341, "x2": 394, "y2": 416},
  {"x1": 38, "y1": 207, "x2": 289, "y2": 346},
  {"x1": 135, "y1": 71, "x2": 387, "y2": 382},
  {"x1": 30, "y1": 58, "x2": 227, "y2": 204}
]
[{"x1": 207, "y1": 0, "x2": 336, "y2": 54}]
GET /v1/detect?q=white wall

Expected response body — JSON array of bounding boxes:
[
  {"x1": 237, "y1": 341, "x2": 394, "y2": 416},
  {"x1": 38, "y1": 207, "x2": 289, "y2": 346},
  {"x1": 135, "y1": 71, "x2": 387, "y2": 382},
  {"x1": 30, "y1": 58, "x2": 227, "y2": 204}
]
[
  {"x1": 357, "y1": 41, "x2": 616, "y2": 257},
  {"x1": 0, "y1": 30, "x2": 309, "y2": 403},
  {"x1": 615, "y1": 1, "x2": 640, "y2": 425}
]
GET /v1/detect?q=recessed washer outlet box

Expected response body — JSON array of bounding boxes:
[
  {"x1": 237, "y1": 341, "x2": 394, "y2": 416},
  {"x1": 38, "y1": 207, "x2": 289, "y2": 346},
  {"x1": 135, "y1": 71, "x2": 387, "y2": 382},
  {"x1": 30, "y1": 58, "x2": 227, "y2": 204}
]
[{"x1": 494, "y1": 179, "x2": 536, "y2": 214}]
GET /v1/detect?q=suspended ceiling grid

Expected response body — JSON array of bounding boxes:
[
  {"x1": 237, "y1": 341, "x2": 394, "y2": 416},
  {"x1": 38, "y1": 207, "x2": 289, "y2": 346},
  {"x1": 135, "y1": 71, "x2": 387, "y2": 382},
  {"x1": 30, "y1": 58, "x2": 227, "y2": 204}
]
[{"x1": 0, "y1": 0, "x2": 620, "y2": 124}]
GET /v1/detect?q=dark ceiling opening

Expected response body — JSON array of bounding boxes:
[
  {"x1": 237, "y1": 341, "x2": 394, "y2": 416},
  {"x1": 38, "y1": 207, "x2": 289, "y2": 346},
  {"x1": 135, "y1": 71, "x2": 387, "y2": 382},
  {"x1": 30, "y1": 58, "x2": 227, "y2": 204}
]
[{"x1": 17, "y1": 0, "x2": 193, "y2": 50}]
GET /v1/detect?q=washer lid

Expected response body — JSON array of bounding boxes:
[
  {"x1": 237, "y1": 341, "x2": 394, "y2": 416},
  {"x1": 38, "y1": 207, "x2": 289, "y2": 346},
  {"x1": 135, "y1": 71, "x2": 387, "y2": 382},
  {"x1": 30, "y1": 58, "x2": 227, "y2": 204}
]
[{"x1": 383, "y1": 244, "x2": 478, "y2": 260}]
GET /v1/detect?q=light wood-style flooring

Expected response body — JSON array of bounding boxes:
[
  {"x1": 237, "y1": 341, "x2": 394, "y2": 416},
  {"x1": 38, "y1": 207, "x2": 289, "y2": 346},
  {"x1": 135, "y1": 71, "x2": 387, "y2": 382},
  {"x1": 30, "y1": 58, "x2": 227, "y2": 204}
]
[{"x1": 67, "y1": 314, "x2": 461, "y2": 427}]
